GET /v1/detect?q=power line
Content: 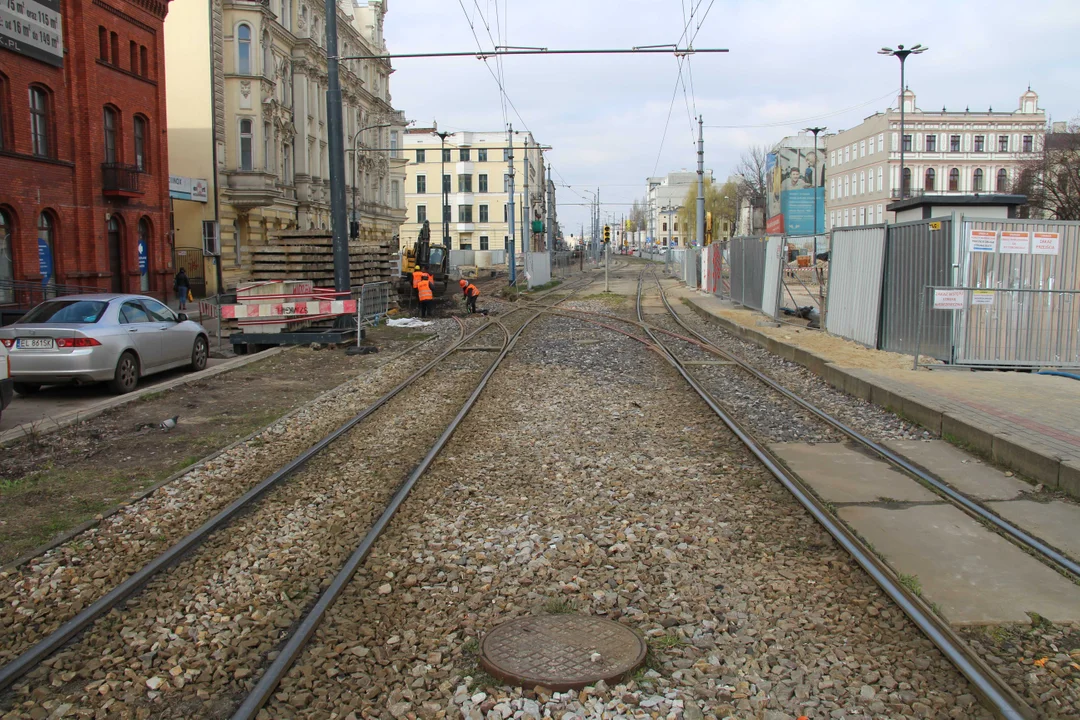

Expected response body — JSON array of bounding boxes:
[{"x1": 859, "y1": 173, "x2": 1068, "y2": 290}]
[{"x1": 652, "y1": 56, "x2": 689, "y2": 177}]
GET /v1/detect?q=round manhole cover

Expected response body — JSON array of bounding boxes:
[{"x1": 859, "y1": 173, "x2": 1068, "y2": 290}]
[{"x1": 479, "y1": 614, "x2": 647, "y2": 691}]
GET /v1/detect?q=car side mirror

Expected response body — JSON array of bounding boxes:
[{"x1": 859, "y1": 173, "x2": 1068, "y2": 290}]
[{"x1": 177, "y1": 313, "x2": 188, "y2": 322}]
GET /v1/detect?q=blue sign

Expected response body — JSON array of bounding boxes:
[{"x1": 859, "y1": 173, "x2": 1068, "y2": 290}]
[
  {"x1": 138, "y1": 240, "x2": 148, "y2": 274},
  {"x1": 780, "y1": 187, "x2": 825, "y2": 236},
  {"x1": 37, "y1": 239, "x2": 53, "y2": 288}
]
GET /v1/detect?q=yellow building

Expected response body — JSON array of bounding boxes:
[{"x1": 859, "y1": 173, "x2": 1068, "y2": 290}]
[
  {"x1": 165, "y1": 0, "x2": 407, "y2": 294},
  {"x1": 401, "y1": 128, "x2": 547, "y2": 253}
]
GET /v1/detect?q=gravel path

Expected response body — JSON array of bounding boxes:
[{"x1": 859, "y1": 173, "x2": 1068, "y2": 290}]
[
  {"x1": 0, "y1": 321, "x2": 465, "y2": 665},
  {"x1": 253, "y1": 311, "x2": 988, "y2": 720}
]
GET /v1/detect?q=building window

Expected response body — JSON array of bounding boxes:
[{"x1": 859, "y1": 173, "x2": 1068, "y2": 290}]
[
  {"x1": 103, "y1": 107, "x2": 118, "y2": 163},
  {"x1": 901, "y1": 167, "x2": 911, "y2": 196},
  {"x1": 949, "y1": 167, "x2": 960, "y2": 191},
  {"x1": 869, "y1": 137, "x2": 875, "y2": 154},
  {"x1": 478, "y1": 148, "x2": 487, "y2": 162},
  {"x1": 262, "y1": 121, "x2": 270, "y2": 170},
  {"x1": 458, "y1": 205, "x2": 473, "y2": 222},
  {"x1": 129, "y1": 40, "x2": 138, "y2": 71},
  {"x1": 479, "y1": 204, "x2": 489, "y2": 222},
  {"x1": 478, "y1": 174, "x2": 488, "y2": 193},
  {"x1": 442, "y1": 148, "x2": 451, "y2": 163},
  {"x1": 859, "y1": 171, "x2": 865, "y2": 195},
  {"x1": 458, "y1": 174, "x2": 472, "y2": 192},
  {"x1": 110, "y1": 31, "x2": 119, "y2": 64},
  {"x1": 239, "y1": 119, "x2": 253, "y2": 170},
  {"x1": 925, "y1": 167, "x2": 935, "y2": 191},
  {"x1": 99, "y1": 26, "x2": 108, "y2": 60},
  {"x1": 998, "y1": 135, "x2": 1008, "y2": 152},
  {"x1": 459, "y1": 148, "x2": 470, "y2": 161},
  {"x1": 950, "y1": 134, "x2": 961, "y2": 152},
  {"x1": 202, "y1": 220, "x2": 219, "y2": 255},
  {"x1": 997, "y1": 168, "x2": 1008, "y2": 192},
  {"x1": 29, "y1": 86, "x2": 51, "y2": 157},
  {"x1": 140, "y1": 46, "x2": 148, "y2": 77},
  {"x1": 902, "y1": 134, "x2": 912, "y2": 152},
  {"x1": 442, "y1": 174, "x2": 450, "y2": 193},
  {"x1": 417, "y1": 205, "x2": 427, "y2": 223},
  {"x1": 443, "y1": 205, "x2": 451, "y2": 223},
  {"x1": 1023, "y1": 135, "x2": 1033, "y2": 153},
  {"x1": 844, "y1": 147, "x2": 849, "y2": 163},
  {"x1": 479, "y1": 235, "x2": 489, "y2": 250},
  {"x1": 925, "y1": 134, "x2": 936, "y2": 152},
  {"x1": 416, "y1": 148, "x2": 425, "y2": 163},
  {"x1": 877, "y1": 167, "x2": 883, "y2": 192},
  {"x1": 391, "y1": 180, "x2": 400, "y2": 208},
  {"x1": 829, "y1": 179, "x2": 835, "y2": 200},
  {"x1": 859, "y1": 207, "x2": 866, "y2": 224},
  {"x1": 878, "y1": 133, "x2": 884, "y2": 150},
  {"x1": 973, "y1": 168, "x2": 984, "y2": 192},
  {"x1": 843, "y1": 176, "x2": 849, "y2": 197},
  {"x1": 877, "y1": 204, "x2": 883, "y2": 223},
  {"x1": 283, "y1": 143, "x2": 291, "y2": 182},
  {"x1": 237, "y1": 24, "x2": 252, "y2": 75},
  {"x1": 416, "y1": 175, "x2": 426, "y2": 194},
  {"x1": 134, "y1": 115, "x2": 147, "y2": 171},
  {"x1": 390, "y1": 130, "x2": 399, "y2": 158},
  {"x1": 974, "y1": 135, "x2": 985, "y2": 153},
  {"x1": 830, "y1": 150, "x2": 836, "y2": 166}
]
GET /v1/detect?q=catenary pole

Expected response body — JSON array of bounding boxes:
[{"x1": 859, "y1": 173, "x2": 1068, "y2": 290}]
[
  {"x1": 325, "y1": 0, "x2": 349, "y2": 294},
  {"x1": 507, "y1": 125, "x2": 516, "y2": 286},
  {"x1": 546, "y1": 167, "x2": 554, "y2": 271},
  {"x1": 696, "y1": 115, "x2": 705, "y2": 250}
]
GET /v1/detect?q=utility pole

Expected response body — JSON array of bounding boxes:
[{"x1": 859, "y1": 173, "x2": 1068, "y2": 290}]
[
  {"x1": 522, "y1": 136, "x2": 529, "y2": 260},
  {"x1": 546, "y1": 165, "x2": 554, "y2": 272},
  {"x1": 507, "y1": 125, "x2": 516, "y2": 286},
  {"x1": 696, "y1": 115, "x2": 705, "y2": 251},
  {"x1": 325, "y1": 0, "x2": 349, "y2": 294},
  {"x1": 805, "y1": 126, "x2": 826, "y2": 261},
  {"x1": 436, "y1": 131, "x2": 451, "y2": 249}
]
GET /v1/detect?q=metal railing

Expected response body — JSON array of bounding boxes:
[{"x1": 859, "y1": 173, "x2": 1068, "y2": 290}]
[
  {"x1": 101, "y1": 162, "x2": 142, "y2": 194},
  {"x1": 356, "y1": 281, "x2": 391, "y2": 327}
]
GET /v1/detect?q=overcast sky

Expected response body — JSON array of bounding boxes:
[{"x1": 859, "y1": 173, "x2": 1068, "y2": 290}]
[{"x1": 383, "y1": 0, "x2": 1080, "y2": 233}]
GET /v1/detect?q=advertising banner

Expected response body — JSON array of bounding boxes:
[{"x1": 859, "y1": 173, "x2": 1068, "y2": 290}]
[
  {"x1": 0, "y1": 0, "x2": 63, "y2": 67},
  {"x1": 766, "y1": 146, "x2": 825, "y2": 236}
]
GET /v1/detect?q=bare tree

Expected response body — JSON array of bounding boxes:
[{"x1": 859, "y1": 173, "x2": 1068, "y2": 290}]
[
  {"x1": 629, "y1": 199, "x2": 649, "y2": 232},
  {"x1": 677, "y1": 179, "x2": 738, "y2": 242},
  {"x1": 1013, "y1": 118, "x2": 1080, "y2": 221},
  {"x1": 735, "y1": 144, "x2": 770, "y2": 208}
]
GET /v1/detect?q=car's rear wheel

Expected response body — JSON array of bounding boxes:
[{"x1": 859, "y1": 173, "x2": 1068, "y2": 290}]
[
  {"x1": 108, "y1": 352, "x2": 139, "y2": 395},
  {"x1": 13, "y1": 382, "x2": 41, "y2": 395},
  {"x1": 189, "y1": 336, "x2": 208, "y2": 372}
]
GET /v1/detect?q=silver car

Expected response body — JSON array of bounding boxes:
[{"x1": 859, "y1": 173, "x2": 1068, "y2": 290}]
[{"x1": 0, "y1": 294, "x2": 210, "y2": 395}]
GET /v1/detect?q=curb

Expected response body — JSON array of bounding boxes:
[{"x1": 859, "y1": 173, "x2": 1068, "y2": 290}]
[
  {"x1": 682, "y1": 296, "x2": 1078, "y2": 499},
  {"x1": 0, "y1": 347, "x2": 287, "y2": 447},
  {"x1": 1, "y1": 334, "x2": 439, "y2": 572}
]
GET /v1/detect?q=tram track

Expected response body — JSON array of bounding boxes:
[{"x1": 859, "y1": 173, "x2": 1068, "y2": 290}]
[{"x1": 0, "y1": 274, "x2": 596, "y2": 719}]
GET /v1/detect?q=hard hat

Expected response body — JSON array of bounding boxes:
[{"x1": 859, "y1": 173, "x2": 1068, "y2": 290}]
[{"x1": 459, "y1": 279, "x2": 467, "y2": 287}]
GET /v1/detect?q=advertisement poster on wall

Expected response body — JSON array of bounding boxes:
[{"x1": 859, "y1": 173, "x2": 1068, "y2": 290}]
[{"x1": 765, "y1": 147, "x2": 825, "y2": 236}]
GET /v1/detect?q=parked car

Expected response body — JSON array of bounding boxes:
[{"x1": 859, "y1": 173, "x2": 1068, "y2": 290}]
[
  {"x1": 0, "y1": 294, "x2": 209, "y2": 395},
  {"x1": 0, "y1": 342, "x2": 12, "y2": 422}
]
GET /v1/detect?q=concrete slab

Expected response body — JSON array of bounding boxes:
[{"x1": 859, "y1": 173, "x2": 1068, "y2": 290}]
[
  {"x1": 839, "y1": 505, "x2": 1080, "y2": 625},
  {"x1": 771, "y1": 442, "x2": 939, "y2": 504},
  {"x1": 987, "y1": 499, "x2": 1080, "y2": 560},
  {"x1": 885, "y1": 439, "x2": 1031, "y2": 501}
]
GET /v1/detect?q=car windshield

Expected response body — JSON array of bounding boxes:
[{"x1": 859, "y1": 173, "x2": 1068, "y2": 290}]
[{"x1": 20, "y1": 300, "x2": 109, "y2": 324}]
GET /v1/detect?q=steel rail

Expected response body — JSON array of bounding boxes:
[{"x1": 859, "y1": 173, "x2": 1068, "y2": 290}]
[
  {"x1": 634, "y1": 271, "x2": 1032, "y2": 720},
  {"x1": 0, "y1": 278, "x2": 589, "y2": 694},
  {"x1": 647, "y1": 270, "x2": 1080, "y2": 580}
]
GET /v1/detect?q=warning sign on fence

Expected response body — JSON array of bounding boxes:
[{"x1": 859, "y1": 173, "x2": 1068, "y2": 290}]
[
  {"x1": 1000, "y1": 231, "x2": 1031, "y2": 254},
  {"x1": 933, "y1": 289, "x2": 965, "y2": 309},
  {"x1": 968, "y1": 229, "x2": 998, "y2": 253},
  {"x1": 972, "y1": 290, "x2": 995, "y2": 306},
  {"x1": 1032, "y1": 231, "x2": 1061, "y2": 255}
]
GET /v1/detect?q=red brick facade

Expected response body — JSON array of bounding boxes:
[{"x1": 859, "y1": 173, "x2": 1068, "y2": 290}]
[{"x1": 0, "y1": 0, "x2": 172, "y2": 301}]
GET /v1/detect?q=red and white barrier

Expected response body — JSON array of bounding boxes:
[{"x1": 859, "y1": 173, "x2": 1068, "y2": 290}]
[{"x1": 221, "y1": 300, "x2": 357, "y2": 320}]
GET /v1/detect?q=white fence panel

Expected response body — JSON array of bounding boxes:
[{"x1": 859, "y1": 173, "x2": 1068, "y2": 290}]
[
  {"x1": 825, "y1": 225, "x2": 887, "y2": 347},
  {"x1": 525, "y1": 252, "x2": 552, "y2": 288},
  {"x1": 762, "y1": 236, "x2": 783, "y2": 318}
]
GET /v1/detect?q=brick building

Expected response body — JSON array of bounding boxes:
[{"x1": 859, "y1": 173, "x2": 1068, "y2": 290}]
[{"x1": 0, "y1": 0, "x2": 172, "y2": 307}]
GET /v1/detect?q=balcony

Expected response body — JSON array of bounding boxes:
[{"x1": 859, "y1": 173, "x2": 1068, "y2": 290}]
[
  {"x1": 102, "y1": 163, "x2": 143, "y2": 198},
  {"x1": 223, "y1": 171, "x2": 282, "y2": 209}
]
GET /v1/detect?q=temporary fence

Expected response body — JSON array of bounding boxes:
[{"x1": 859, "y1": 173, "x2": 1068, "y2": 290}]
[
  {"x1": 356, "y1": 281, "x2": 391, "y2": 327},
  {"x1": 683, "y1": 248, "x2": 700, "y2": 289},
  {"x1": 728, "y1": 236, "x2": 770, "y2": 311},
  {"x1": 702, "y1": 243, "x2": 724, "y2": 295},
  {"x1": 524, "y1": 252, "x2": 552, "y2": 288},
  {"x1": 761, "y1": 237, "x2": 783, "y2": 319},
  {"x1": 778, "y1": 235, "x2": 828, "y2": 317},
  {"x1": 825, "y1": 225, "x2": 887, "y2": 347}
]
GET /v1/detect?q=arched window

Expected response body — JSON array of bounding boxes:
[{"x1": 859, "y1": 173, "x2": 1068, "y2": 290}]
[
  {"x1": 0, "y1": 209, "x2": 13, "y2": 303},
  {"x1": 129, "y1": 40, "x2": 138, "y2": 72},
  {"x1": 133, "y1": 115, "x2": 147, "y2": 171},
  {"x1": 103, "y1": 106, "x2": 118, "y2": 163},
  {"x1": 110, "y1": 31, "x2": 119, "y2": 64},
  {"x1": 901, "y1": 167, "x2": 911, "y2": 197},
  {"x1": 239, "y1": 119, "x2": 253, "y2": 170},
  {"x1": 138, "y1": 217, "x2": 151, "y2": 291},
  {"x1": 973, "y1": 168, "x2": 984, "y2": 193},
  {"x1": 997, "y1": 169, "x2": 1008, "y2": 192},
  {"x1": 949, "y1": 168, "x2": 960, "y2": 192},
  {"x1": 237, "y1": 24, "x2": 251, "y2": 74},
  {"x1": 925, "y1": 168, "x2": 936, "y2": 192},
  {"x1": 29, "y1": 85, "x2": 51, "y2": 157},
  {"x1": 140, "y1": 46, "x2": 148, "y2": 77},
  {"x1": 98, "y1": 27, "x2": 108, "y2": 60},
  {"x1": 38, "y1": 212, "x2": 56, "y2": 294}
]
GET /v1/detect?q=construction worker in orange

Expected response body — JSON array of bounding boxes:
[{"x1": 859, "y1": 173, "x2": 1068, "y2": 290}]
[
  {"x1": 417, "y1": 274, "x2": 434, "y2": 318},
  {"x1": 412, "y1": 268, "x2": 424, "y2": 307},
  {"x1": 458, "y1": 279, "x2": 481, "y2": 313}
]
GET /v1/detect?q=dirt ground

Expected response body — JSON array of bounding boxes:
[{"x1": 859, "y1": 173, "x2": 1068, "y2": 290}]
[{"x1": 0, "y1": 332, "x2": 428, "y2": 565}]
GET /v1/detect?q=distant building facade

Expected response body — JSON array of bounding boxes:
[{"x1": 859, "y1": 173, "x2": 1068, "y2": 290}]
[
  {"x1": 401, "y1": 128, "x2": 547, "y2": 252},
  {"x1": 825, "y1": 89, "x2": 1044, "y2": 228},
  {"x1": 646, "y1": 170, "x2": 713, "y2": 247}
]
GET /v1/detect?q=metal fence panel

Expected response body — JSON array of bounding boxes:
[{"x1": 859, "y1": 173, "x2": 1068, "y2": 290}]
[
  {"x1": 358, "y1": 281, "x2": 391, "y2": 326},
  {"x1": 729, "y1": 236, "x2": 769, "y2": 310},
  {"x1": 448, "y1": 249, "x2": 475, "y2": 268},
  {"x1": 525, "y1": 252, "x2": 552, "y2": 288},
  {"x1": 684, "y1": 248, "x2": 699, "y2": 289},
  {"x1": 825, "y1": 225, "x2": 887, "y2": 347},
  {"x1": 762, "y1": 237, "x2": 783, "y2": 318},
  {"x1": 880, "y1": 217, "x2": 953, "y2": 360}
]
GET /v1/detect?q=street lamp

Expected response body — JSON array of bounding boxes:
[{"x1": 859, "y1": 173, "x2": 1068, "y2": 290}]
[
  {"x1": 804, "y1": 125, "x2": 826, "y2": 260},
  {"x1": 346, "y1": 122, "x2": 392, "y2": 239},
  {"x1": 433, "y1": 130, "x2": 451, "y2": 249},
  {"x1": 879, "y1": 44, "x2": 928, "y2": 200}
]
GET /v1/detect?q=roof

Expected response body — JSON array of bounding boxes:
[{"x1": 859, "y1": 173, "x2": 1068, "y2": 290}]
[{"x1": 886, "y1": 193, "x2": 1028, "y2": 212}]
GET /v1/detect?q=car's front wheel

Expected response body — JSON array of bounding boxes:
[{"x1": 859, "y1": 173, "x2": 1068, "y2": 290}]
[
  {"x1": 13, "y1": 382, "x2": 41, "y2": 395},
  {"x1": 108, "y1": 352, "x2": 139, "y2": 395},
  {"x1": 189, "y1": 336, "x2": 208, "y2": 372}
]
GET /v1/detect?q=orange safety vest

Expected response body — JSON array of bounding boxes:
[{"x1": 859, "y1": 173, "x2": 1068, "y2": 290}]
[
  {"x1": 412, "y1": 270, "x2": 423, "y2": 289},
  {"x1": 417, "y1": 279, "x2": 434, "y2": 302},
  {"x1": 465, "y1": 283, "x2": 479, "y2": 298}
]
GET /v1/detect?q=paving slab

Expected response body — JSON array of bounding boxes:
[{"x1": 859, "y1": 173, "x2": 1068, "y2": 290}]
[
  {"x1": 886, "y1": 439, "x2": 1031, "y2": 501},
  {"x1": 770, "y1": 442, "x2": 939, "y2": 504},
  {"x1": 839, "y1": 504, "x2": 1080, "y2": 625},
  {"x1": 987, "y1": 499, "x2": 1080, "y2": 560}
]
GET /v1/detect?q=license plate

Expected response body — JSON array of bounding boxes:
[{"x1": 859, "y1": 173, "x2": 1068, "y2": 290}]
[{"x1": 16, "y1": 338, "x2": 55, "y2": 349}]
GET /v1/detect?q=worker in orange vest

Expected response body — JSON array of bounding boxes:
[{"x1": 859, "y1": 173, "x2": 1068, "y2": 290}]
[
  {"x1": 417, "y1": 275, "x2": 434, "y2": 317},
  {"x1": 412, "y1": 269, "x2": 432, "y2": 307},
  {"x1": 458, "y1": 279, "x2": 480, "y2": 314}
]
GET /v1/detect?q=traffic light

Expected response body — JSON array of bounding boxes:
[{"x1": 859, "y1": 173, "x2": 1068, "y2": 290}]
[
  {"x1": 349, "y1": 220, "x2": 360, "y2": 239},
  {"x1": 603, "y1": 225, "x2": 611, "y2": 243}
]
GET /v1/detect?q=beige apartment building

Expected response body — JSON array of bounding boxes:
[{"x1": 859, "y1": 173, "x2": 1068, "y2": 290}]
[
  {"x1": 401, "y1": 128, "x2": 547, "y2": 252},
  {"x1": 825, "y1": 89, "x2": 1044, "y2": 228},
  {"x1": 165, "y1": 0, "x2": 406, "y2": 293}
]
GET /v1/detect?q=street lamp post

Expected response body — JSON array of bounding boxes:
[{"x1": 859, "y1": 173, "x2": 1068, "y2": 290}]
[
  {"x1": 433, "y1": 131, "x2": 451, "y2": 250},
  {"x1": 804, "y1": 125, "x2": 826, "y2": 261},
  {"x1": 879, "y1": 44, "x2": 927, "y2": 201},
  {"x1": 347, "y1": 123, "x2": 392, "y2": 239}
]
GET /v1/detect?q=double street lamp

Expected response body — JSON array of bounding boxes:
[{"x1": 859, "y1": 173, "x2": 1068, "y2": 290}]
[
  {"x1": 879, "y1": 43, "x2": 928, "y2": 200},
  {"x1": 804, "y1": 126, "x2": 826, "y2": 260},
  {"x1": 433, "y1": 131, "x2": 451, "y2": 248},
  {"x1": 346, "y1": 122, "x2": 392, "y2": 239}
]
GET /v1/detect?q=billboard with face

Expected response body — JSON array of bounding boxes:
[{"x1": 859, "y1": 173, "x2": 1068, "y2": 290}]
[{"x1": 765, "y1": 146, "x2": 825, "y2": 235}]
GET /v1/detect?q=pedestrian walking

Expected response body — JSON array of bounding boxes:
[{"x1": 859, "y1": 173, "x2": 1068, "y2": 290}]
[
  {"x1": 417, "y1": 275, "x2": 434, "y2": 318},
  {"x1": 173, "y1": 268, "x2": 190, "y2": 310}
]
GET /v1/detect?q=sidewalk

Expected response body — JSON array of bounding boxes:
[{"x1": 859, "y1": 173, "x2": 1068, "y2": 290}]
[{"x1": 670, "y1": 287, "x2": 1080, "y2": 498}]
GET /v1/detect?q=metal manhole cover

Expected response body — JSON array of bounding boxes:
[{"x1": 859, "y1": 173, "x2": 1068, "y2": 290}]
[{"x1": 479, "y1": 614, "x2": 647, "y2": 691}]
